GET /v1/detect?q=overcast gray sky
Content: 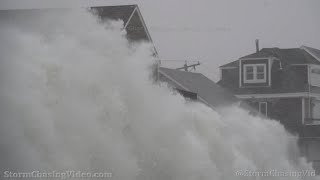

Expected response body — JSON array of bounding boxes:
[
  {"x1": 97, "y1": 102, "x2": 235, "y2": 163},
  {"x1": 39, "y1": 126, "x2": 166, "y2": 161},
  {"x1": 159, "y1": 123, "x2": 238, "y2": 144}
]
[{"x1": 1, "y1": 0, "x2": 320, "y2": 81}]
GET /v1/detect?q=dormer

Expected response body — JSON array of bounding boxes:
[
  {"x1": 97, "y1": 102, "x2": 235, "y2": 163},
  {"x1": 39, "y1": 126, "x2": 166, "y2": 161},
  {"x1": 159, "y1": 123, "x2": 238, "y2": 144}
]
[
  {"x1": 218, "y1": 42, "x2": 320, "y2": 94},
  {"x1": 239, "y1": 57, "x2": 271, "y2": 87},
  {"x1": 238, "y1": 40, "x2": 276, "y2": 88}
]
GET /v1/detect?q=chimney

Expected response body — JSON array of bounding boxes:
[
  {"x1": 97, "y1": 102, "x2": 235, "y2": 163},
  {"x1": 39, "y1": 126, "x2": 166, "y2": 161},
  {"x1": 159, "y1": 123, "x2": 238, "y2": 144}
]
[{"x1": 255, "y1": 39, "x2": 259, "y2": 53}]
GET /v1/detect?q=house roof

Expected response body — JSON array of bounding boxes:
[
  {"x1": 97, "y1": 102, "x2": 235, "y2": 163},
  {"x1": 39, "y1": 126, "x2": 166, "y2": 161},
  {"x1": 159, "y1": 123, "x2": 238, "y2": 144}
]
[
  {"x1": 302, "y1": 46, "x2": 320, "y2": 62},
  {"x1": 91, "y1": 5, "x2": 153, "y2": 43},
  {"x1": 220, "y1": 60, "x2": 238, "y2": 68},
  {"x1": 0, "y1": 5, "x2": 136, "y2": 25},
  {"x1": 0, "y1": 5, "x2": 154, "y2": 43},
  {"x1": 221, "y1": 46, "x2": 320, "y2": 68},
  {"x1": 91, "y1": 5, "x2": 136, "y2": 25},
  {"x1": 158, "y1": 67, "x2": 239, "y2": 108}
]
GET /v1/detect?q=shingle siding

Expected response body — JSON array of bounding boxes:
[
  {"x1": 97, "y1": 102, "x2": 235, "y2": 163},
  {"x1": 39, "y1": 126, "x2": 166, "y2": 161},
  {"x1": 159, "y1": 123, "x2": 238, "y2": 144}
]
[
  {"x1": 219, "y1": 47, "x2": 317, "y2": 94},
  {"x1": 91, "y1": 5, "x2": 136, "y2": 25},
  {"x1": 125, "y1": 10, "x2": 149, "y2": 42}
]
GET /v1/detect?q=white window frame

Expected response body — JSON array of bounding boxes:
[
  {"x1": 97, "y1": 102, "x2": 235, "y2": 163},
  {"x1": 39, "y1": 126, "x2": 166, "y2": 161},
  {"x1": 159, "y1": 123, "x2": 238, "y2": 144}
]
[
  {"x1": 259, "y1": 102, "x2": 268, "y2": 116},
  {"x1": 243, "y1": 64, "x2": 267, "y2": 83},
  {"x1": 304, "y1": 97, "x2": 320, "y2": 125}
]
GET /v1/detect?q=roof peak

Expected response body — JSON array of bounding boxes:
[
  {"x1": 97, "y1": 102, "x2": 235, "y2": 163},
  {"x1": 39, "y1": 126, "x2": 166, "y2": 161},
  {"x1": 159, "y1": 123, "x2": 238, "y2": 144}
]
[{"x1": 301, "y1": 46, "x2": 320, "y2": 62}]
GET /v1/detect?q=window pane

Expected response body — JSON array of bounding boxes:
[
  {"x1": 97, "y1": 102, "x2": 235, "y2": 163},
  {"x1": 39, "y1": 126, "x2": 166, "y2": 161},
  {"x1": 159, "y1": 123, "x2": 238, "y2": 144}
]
[
  {"x1": 246, "y1": 66, "x2": 253, "y2": 73},
  {"x1": 257, "y1": 65, "x2": 265, "y2": 73},
  {"x1": 246, "y1": 73, "x2": 254, "y2": 80},
  {"x1": 259, "y1": 102, "x2": 267, "y2": 116},
  {"x1": 257, "y1": 73, "x2": 265, "y2": 80},
  {"x1": 312, "y1": 99, "x2": 320, "y2": 120}
]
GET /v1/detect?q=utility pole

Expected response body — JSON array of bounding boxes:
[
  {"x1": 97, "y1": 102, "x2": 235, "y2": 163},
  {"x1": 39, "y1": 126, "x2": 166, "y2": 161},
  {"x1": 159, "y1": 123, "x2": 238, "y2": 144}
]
[{"x1": 176, "y1": 61, "x2": 201, "y2": 72}]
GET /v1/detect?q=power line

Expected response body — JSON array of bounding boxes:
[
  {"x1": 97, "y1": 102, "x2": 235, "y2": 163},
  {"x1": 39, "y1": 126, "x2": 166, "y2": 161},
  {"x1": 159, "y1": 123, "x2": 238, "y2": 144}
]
[{"x1": 176, "y1": 61, "x2": 201, "y2": 72}]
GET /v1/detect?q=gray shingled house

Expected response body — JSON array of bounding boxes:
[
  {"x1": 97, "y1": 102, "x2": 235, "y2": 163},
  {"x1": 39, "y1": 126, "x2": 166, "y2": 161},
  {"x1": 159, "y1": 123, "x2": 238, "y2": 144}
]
[
  {"x1": 91, "y1": 5, "x2": 153, "y2": 42},
  {"x1": 0, "y1": 5, "x2": 154, "y2": 43},
  {"x1": 218, "y1": 42, "x2": 320, "y2": 173}
]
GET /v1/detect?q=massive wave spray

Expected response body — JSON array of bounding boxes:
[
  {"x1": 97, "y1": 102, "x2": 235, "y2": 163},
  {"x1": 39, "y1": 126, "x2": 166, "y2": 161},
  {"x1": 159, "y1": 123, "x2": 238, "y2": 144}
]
[{"x1": 0, "y1": 8, "x2": 317, "y2": 180}]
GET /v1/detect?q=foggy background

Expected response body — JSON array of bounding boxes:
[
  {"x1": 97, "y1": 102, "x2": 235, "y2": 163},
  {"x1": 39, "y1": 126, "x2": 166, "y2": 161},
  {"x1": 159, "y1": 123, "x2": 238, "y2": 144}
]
[{"x1": 1, "y1": 0, "x2": 320, "y2": 81}]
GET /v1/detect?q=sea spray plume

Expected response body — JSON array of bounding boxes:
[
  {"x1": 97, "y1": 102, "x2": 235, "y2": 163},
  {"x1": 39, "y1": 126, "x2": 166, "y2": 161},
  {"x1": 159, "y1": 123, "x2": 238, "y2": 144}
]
[{"x1": 0, "y1": 8, "x2": 318, "y2": 180}]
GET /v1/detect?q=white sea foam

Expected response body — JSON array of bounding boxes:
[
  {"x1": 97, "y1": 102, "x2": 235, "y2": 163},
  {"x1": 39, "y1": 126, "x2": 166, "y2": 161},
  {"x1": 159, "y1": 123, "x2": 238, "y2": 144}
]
[{"x1": 0, "y1": 9, "x2": 317, "y2": 180}]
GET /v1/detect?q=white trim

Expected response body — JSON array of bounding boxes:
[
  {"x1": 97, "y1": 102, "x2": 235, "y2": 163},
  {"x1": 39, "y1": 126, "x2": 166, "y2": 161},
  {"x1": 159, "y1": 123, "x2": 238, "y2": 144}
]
[
  {"x1": 239, "y1": 59, "x2": 242, "y2": 88},
  {"x1": 135, "y1": 6, "x2": 153, "y2": 43},
  {"x1": 240, "y1": 57, "x2": 272, "y2": 60},
  {"x1": 259, "y1": 102, "x2": 268, "y2": 116},
  {"x1": 134, "y1": 6, "x2": 158, "y2": 56},
  {"x1": 308, "y1": 64, "x2": 311, "y2": 86},
  {"x1": 239, "y1": 85, "x2": 271, "y2": 88},
  {"x1": 268, "y1": 58, "x2": 271, "y2": 86},
  {"x1": 243, "y1": 64, "x2": 267, "y2": 83},
  {"x1": 301, "y1": 46, "x2": 320, "y2": 62},
  {"x1": 302, "y1": 98, "x2": 305, "y2": 124},
  {"x1": 310, "y1": 64, "x2": 320, "y2": 69},
  {"x1": 158, "y1": 70, "x2": 214, "y2": 109},
  {"x1": 123, "y1": 7, "x2": 137, "y2": 29},
  {"x1": 235, "y1": 92, "x2": 320, "y2": 99},
  {"x1": 305, "y1": 121, "x2": 320, "y2": 126}
]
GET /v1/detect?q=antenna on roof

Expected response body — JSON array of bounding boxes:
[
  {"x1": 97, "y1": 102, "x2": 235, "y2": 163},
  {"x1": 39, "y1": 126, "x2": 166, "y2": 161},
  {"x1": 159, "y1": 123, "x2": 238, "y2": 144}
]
[{"x1": 255, "y1": 39, "x2": 260, "y2": 53}]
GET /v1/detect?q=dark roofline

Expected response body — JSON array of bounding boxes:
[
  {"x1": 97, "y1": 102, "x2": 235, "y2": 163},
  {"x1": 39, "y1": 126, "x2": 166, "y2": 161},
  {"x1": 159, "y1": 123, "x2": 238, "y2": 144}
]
[
  {"x1": 91, "y1": 4, "x2": 138, "y2": 8},
  {"x1": 158, "y1": 67, "x2": 239, "y2": 108},
  {"x1": 0, "y1": 5, "x2": 159, "y2": 57},
  {"x1": 0, "y1": 4, "x2": 139, "y2": 11},
  {"x1": 301, "y1": 46, "x2": 320, "y2": 62},
  {"x1": 220, "y1": 60, "x2": 239, "y2": 68},
  {"x1": 220, "y1": 46, "x2": 320, "y2": 68},
  {"x1": 91, "y1": 5, "x2": 158, "y2": 56}
]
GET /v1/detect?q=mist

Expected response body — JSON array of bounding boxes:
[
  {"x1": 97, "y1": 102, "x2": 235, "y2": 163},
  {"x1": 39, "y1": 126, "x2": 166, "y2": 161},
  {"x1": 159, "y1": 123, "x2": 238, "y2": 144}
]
[{"x1": 0, "y1": 8, "x2": 318, "y2": 179}]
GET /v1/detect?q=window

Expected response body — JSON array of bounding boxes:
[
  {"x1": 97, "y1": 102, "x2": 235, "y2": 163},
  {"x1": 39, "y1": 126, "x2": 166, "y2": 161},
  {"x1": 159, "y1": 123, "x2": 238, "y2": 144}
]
[
  {"x1": 312, "y1": 99, "x2": 320, "y2": 120},
  {"x1": 304, "y1": 98, "x2": 320, "y2": 125},
  {"x1": 259, "y1": 102, "x2": 268, "y2": 116},
  {"x1": 244, "y1": 64, "x2": 266, "y2": 83}
]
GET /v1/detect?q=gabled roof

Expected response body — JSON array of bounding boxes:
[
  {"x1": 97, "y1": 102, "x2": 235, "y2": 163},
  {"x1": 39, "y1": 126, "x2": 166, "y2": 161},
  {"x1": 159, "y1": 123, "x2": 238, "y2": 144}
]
[
  {"x1": 221, "y1": 46, "x2": 320, "y2": 68},
  {"x1": 240, "y1": 49, "x2": 273, "y2": 59},
  {"x1": 91, "y1": 5, "x2": 153, "y2": 43},
  {"x1": 301, "y1": 46, "x2": 320, "y2": 62},
  {"x1": 158, "y1": 67, "x2": 238, "y2": 108},
  {"x1": 0, "y1": 5, "x2": 154, "y2": 43},
  {"x1": 91, "y1": 5, "x2": 136, "y2": 26},
  {"x1": 220, "y1": 60, "x2": 238, "y2": 68}
]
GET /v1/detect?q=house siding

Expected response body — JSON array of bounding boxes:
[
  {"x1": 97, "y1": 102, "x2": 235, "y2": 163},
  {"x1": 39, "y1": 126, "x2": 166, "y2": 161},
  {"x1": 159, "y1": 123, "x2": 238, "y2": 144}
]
[
  {"x1": 125, "y1": 10, "x2": 150, "y2": 42},
  {"x1": 219, "y1": 47, "x2": 320, "y2": 173},
  {"x1": 244, "y1": 97, "x2": 303, "y2": 135},
  {"x1": 219, "y1": 61, "x2": 309, "y2": 94},
  {"x1": 220, "y1": 68, "x2": 239, "y2": 89}
]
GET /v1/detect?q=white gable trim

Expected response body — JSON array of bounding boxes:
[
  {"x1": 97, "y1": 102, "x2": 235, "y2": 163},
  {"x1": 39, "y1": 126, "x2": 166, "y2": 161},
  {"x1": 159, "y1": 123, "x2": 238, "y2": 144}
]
[
  {"x1": 301, "y1": 46, "x2": 320, "y2": 62},
  {"x1": 135, "y1": 6, "x2": 153, "y2": 42},
  {"x1": 134, "y1": 6, "x2": 158, "y2": 56},
  {"x1": 123, "y1": 6, "x2": 137, "y2": 29}
]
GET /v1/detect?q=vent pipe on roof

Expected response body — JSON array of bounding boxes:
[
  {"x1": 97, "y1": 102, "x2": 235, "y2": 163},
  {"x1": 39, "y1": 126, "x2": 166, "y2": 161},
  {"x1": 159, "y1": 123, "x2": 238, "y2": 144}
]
[{"x1": 255, "y1": 39, "x2": 259, "y2": 53}]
